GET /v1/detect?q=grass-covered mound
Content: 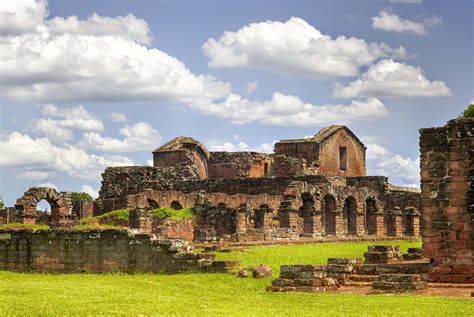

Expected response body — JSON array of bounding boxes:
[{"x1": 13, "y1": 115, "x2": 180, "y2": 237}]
[
  {"x1": 0, "y1": 240, "x2": 471, "y2": 316},
  {"x1": 76, "y1": 207, "x2": 195, "y2": 229},
  {"x1": 152, "y1": 207, "x2": 195, "y2": 221},
  {"x1": 77, "y1": 209, "x2": 129, "y2": 229},
  {"x1": 0, "y1": 223, "x2": 50, "y2": 231}
]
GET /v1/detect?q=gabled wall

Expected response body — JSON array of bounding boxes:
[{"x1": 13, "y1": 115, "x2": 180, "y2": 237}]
[{"x1": 318, "y1": 128, "x2": 366, "y2": 177}]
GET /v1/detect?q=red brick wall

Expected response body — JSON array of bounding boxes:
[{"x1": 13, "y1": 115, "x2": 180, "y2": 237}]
[
  {"x1": 420, "y1": 118, "x2": 473, "y2": 283},
  {"x1": 274, "y1": 142, "x2": 319, "y2": 165},
  {"x1": 318, "y1": 129, "x2": 366, "y2": 177}
]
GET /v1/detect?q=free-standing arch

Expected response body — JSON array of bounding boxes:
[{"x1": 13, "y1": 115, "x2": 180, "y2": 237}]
[
  {"x1": 15, "y1": 187, "x2": 73, "y2": 226},
  {"x1": 323, "y1": 194, "x2": 337, "y2": 235},
  {"x1": 343, "y1": 196, "x2": 357, "y2": 235}
]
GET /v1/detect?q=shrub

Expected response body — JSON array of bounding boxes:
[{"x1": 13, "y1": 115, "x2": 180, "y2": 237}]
[
  {"x1": 71, "y1": 192, "x2": 93, "y2": 204},
  {"x1": 461, "y1": 104, "x2": 474, "y2": 118}
]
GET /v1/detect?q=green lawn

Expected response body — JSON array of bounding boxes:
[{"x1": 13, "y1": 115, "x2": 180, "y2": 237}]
[{"x1": 0, "y1": 240, "x2": 472, "y2": 316}]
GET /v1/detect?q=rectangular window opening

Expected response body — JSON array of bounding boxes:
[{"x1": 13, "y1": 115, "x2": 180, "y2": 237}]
[{"x1": 339, "y1": 146, "x2": 347, "y2": 171}]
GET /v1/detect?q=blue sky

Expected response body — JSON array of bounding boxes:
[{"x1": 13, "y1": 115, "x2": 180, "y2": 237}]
[{"x1": 0, "y1": 0, "x2": 472, "y2": 205}]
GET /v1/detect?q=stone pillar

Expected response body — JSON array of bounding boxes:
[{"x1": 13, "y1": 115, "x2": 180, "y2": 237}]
[
  {"x1": 334, "y1": 212, "x2": 344, "y2": 237},
  {"x1": 129, "y1": 207, "x2": 153, "y2": 232},
  {"x1": 356, "y1": 212, "x2": 365, "y2": 237},
  {"x1": 394, "y1": 214, "x2": 403, "y2": 238},
  {"x1": 375, "y1": 213, "x2": 386, "y2": 237},
  {"x1": 420, "y1": 117, "x2": 473, "y2": 283},
  {"x1": 412, "y1": 214, "x2": 420, "y2": 237},
  {"x1": 236, "y1": 206, "x2": 248, "y2": 234}
]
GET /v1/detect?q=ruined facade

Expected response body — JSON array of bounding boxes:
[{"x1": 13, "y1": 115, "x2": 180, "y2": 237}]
[
  {"x1": 91, "y1": 125, "x2": 420, "y2": 242},
  {"x1": 3, "y1": 125, "x2": 420, "y2": 242},
  {"x1": 420, "y1": 117, "x2": 473, "y2": 283}
]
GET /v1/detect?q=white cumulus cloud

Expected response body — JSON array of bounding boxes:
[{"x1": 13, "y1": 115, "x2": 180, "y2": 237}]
[
  {"x1": 0, "y1": 0, "x2": 231, "y2": 104},
  {"x1": 372, "y1": 10, "x2": 442, "y2": 35},
  {"x1": 81, "y1": 185, "x2": 99, "y2": 199},
  {"x1": 365, "y1": 140, "x2": 420, "y2": 184},
  {"x1": 206, "y1": 138, "x2": 275, "y2": 153},
  {"x1": 333, "y1": 59, "x2": 450, "y2": 98},
  {"x1": 0, "y1": 132, "x2": 133, "y2": 181},
  {"x1": 190, "y1": 93, "x2": 388, "y2": 127},
  {"x1": 203, "y1": 17, "x2": 407, "y2": 78},
  {"x1": 0, "y1": 0, "x2": 48, "y2": 36},
  {"x1": 81, "y1": 122, "x2": 162, "y2": 152},
  {"x1": 47, "y1": 12, "x2": 151, "y2": 45}
]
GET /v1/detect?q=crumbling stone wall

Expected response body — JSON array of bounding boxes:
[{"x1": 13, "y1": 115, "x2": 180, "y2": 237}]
[
  {"x1": 209, "y1": 152, "x2": 273, "y2": 179},
  {"x1": 420, "y1": 117, "x2": 473, "y2": 283},
  {"x1": 152, "y1": 136, "x2": 210, "y2": 179},
  {"x1": 0, "y1": 229, "x2": 212, "y2": 273}
]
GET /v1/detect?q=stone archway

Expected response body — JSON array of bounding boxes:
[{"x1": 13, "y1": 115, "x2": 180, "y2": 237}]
[
  {"x1": 343, "y1": 196, "x2": 357, "y2": 235},
  {"x1": 323, "y1": 194, "x2": 337, "y2": 235},
  {"x1": 15, "y1": 187, "x2": 73, "y2": 226},
  {"x1": 300, "y1": 193, "x2": 316, "y2": 234},
  {"x1": 365, "y1": 197, "x2": 377, "y2": 235}
]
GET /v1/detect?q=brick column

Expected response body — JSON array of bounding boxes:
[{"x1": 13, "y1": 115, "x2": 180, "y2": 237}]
[
  {"x1": 420, "y1": 117, "x2": 473, "y2": 283},
  {"x1": 412, "y1": 214, "x2": 420, "y2": 237},
  {"x1": 375, "y1": 213, "x2": 386, "y2": 237},
  {"x1": 334, "y1": 212, "x2": 344, "y2": 237},
  {"x1": 394, "y1": 214, "x2": 403, "y2": 238}
]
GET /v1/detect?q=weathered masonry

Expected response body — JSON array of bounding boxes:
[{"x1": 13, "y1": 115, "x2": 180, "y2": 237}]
[
  {"x1": 3, "y1": 125, "x2": 421, "y2": 242},
  {"x1": 0, "y1": 229, "x2": 238, "y2": 274},
  {"x1": 420, "y1": 117, "x2": 474, "y2": 283}
]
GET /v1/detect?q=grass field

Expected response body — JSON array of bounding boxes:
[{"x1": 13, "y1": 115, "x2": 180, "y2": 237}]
[{"x1": 0, "y1": 240, "x2": 472, "y2": 316}]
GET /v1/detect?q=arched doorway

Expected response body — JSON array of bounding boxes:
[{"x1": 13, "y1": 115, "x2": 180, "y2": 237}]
[
  {"x1": 36, "y1": 199, "x2": 55, "y2": 224},
  {"x1": 147, "y1": 198, "x2": 160, "y2": 209},
  {"x1": 300, "y1": 193, "x2": 315, "y2": 234},
  {"x1": 323, "y1": 195, "x2": 336, "y2": 235},
  {"x1": 365, "y1": 198, "x2": 377, "y2": 235},
  {"x1": 170, "y1": 200, "x2": 183, "y2": 210},
  {"x1": 343, "y1": 197, "x2": 357, "y2": 235},
  {"x1": 254, "y1": 204, "x2": 269, "y2": 229}
]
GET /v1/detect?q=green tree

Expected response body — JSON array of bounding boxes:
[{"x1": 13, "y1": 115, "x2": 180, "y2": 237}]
[
  {"x1": 71, "y1": 192, "x2": 93, "y2": 204},
  {"x1": 462, "y1": 104, "x2": 474, "y2": 118},
  {"x1": 0, "y1": 196, "x2": 4, "y2": 209}
]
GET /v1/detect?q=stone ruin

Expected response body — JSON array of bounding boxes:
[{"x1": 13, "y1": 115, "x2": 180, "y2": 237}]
[
  {"x1": 420, "y1": 117, "x2": 473, "y2": 283},
  {"x1": 1, "y1": 125, "x2": 422, "y2": 243},
  {"x1": 96, "y1": 125, "x2": 421, "y2": 242}
]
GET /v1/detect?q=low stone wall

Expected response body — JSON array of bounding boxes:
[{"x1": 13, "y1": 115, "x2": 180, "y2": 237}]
[
  {"x1": 0, "y1": 229, "x2": 235, "y2": 274},
  {"x1": 152, "y1": 219, "x2": 195, "y2": 242}
]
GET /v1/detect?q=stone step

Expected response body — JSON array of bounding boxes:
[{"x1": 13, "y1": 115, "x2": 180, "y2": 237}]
[
  {"x1": 367, "y1": 245, "x2": 400, "y2": 252},
  {"x1": 348, "y1": 274, "x2": 379, "y2": 282},
  {"x1": 354, "y1": 262, "x2": 430, "y2": 275},
  {"x1": 327, "y1": 257, "x2": 362, "y2": 265},
  {"x1": 344, "y1": 281, "x2": 373, "y2": 287},
  {"x1": 378, "y1": 274, "x2": 423, "y2": 283}
]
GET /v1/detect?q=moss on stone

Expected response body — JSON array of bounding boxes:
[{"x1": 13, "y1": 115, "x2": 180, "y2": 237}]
[{"x1": 0, "y1": 223, "x2": 50, "y2": 230}]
